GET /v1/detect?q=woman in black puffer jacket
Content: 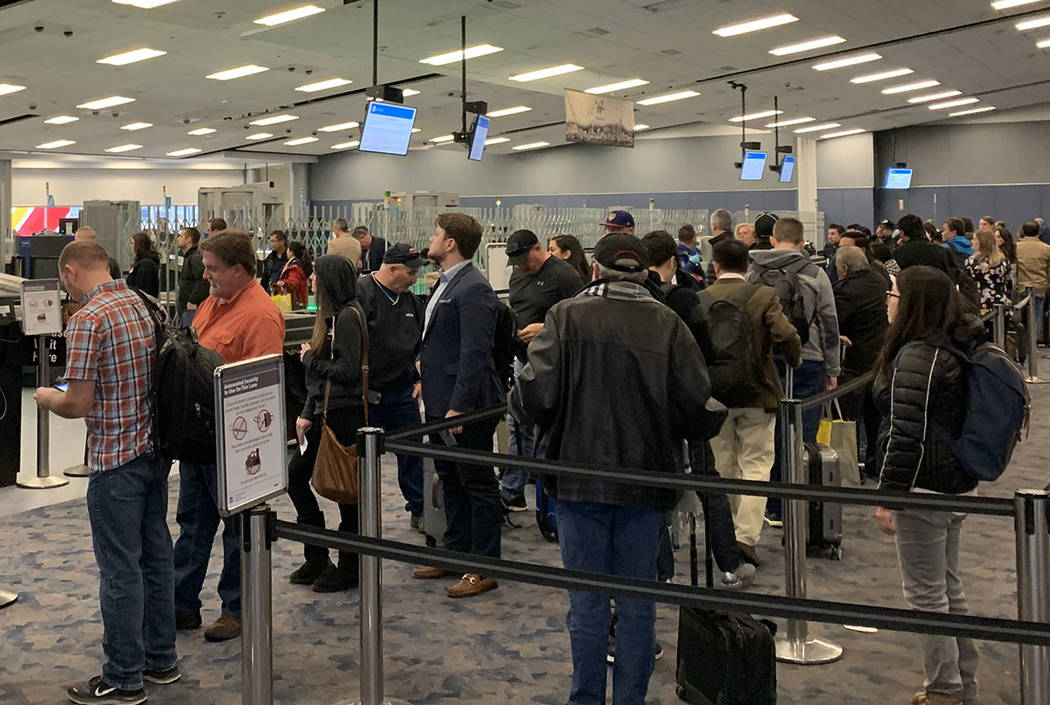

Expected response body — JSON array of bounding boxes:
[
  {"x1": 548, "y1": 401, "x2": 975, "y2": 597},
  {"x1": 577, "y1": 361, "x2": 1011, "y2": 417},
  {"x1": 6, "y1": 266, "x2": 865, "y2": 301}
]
[{"x1": 873, "y1": 265, "x2": 983, "y2": 705}]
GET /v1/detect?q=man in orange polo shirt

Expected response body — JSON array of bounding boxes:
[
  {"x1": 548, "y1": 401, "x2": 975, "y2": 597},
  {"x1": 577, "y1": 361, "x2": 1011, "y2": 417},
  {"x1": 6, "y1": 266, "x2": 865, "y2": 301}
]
[{"x1": 172, "y1": 231, "x2": 285, "y2": 643}]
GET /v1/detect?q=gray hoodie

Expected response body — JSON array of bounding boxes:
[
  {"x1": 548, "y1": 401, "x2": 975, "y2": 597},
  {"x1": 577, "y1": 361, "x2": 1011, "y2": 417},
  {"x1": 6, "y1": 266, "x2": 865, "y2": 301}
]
[{"x1": 747, "y1": 248, "x2": 841, "y2": 377}]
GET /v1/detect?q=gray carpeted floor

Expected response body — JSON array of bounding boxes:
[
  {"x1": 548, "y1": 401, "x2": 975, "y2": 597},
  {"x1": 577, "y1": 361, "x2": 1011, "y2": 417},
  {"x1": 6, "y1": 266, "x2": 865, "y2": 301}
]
[{"x1": 1, "y1": 383, "x2": 1048, "y2": 705}]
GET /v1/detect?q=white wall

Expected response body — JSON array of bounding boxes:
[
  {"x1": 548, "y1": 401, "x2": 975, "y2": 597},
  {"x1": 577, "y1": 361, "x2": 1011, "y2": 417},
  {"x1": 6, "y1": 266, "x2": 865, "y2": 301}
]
[{"x1": 11, "y1": 167, "x2": 246, "y2": 205}]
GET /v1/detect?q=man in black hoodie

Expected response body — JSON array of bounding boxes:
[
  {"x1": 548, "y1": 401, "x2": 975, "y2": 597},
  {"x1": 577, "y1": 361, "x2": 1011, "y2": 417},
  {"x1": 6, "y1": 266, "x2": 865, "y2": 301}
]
[
  {"x1": 176, "y1": 227, "x2": 209, "y2": 327},
  {"x1": 893, "y1": 214, "x2": 954, "y2": 273}
]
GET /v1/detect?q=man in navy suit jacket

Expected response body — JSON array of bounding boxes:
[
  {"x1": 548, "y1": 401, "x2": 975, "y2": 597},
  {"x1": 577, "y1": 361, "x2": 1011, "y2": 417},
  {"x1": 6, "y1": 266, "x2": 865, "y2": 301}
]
[{"x1": 414, "y1": 212, "x2": 504, "y2": 598}]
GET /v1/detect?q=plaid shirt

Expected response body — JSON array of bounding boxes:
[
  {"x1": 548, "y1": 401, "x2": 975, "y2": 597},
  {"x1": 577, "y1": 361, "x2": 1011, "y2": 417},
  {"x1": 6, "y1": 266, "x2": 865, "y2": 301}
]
[{"x1": 64, "y1": 280, "x2": 156, "y2": 472}]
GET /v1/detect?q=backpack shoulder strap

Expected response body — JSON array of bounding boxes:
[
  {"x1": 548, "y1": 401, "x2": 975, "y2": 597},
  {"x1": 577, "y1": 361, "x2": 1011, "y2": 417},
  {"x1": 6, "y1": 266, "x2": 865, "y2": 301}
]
[{"x1": 725, "y1": 282, "x2": 760, "y2": 308}]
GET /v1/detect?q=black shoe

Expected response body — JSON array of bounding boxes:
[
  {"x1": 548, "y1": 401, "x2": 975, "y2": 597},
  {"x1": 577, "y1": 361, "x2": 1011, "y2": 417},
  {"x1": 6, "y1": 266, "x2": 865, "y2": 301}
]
[
  {"x1": 67, "y1": 676, "x2": 146, "y2": 705},
  {"x1": 312, "y1": 565, "x2": 358, "y2": 593},
  {"x1": 736, "y1": 542, "x2": 761, "y2": 567},
  {"x1": 142, "y1": 666, "x2": 181, "y2": 685},
  {"x1": 289, "y1": 559, "x2": 332, "y2": 585},
  {"x1": 174, "y1": 611, "x2": 201, "y2": 631},
  {"x1": 654, "y1": 641, "x2": 664, "y2": 661}
]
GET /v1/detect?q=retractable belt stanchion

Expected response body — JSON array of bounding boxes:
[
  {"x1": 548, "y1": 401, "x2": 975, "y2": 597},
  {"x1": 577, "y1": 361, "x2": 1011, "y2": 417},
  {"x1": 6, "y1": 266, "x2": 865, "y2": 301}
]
[
  {"x1": 774, "y1": 396, "x2": 843, "y2": 665},
  {"x1": 63, "y1": 442, "x2": 90, "y2": 478},
  {"x1": 1025, "y1": 292, "x2": 1048, "y2": 384},
  {"x1": 18, "y1": 334, "x2": 68, "y2": 489},
  {"x1": 355, "y1": 427, "x2": 408, "y2": 705},
  {"x1": 994, "y1": 303, "x2": 1007, "y2": 349},
  {"x1": 1015, "y1": 490, "x2": 1050, "y2": 705},
  {"x1": 240, "y1": 504, "x2": 275, "y2": 705}
]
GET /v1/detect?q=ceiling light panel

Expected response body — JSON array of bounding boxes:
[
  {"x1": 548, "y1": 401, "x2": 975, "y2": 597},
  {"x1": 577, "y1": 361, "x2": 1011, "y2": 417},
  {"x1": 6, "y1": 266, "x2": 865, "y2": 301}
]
[
  {"x1": 713, "y1": 13, "x2": 798, "y2": 37},
  {"x1": 510, "y1": 64, "x2": 584, "y2": 82},
  {"x1": 512, "y1": 141, "x2": 550, "y2": 151},
  {"x1": 813, "y1": 53, "x2": 881, "y2": 71},
  {"x1": 44, "y1": 115, "x2": 79, "y2": 125},
  {"x1": 246, "y1": 133, "x2": 274, "y2": 140},
  {"x1": 850, "y1": 68, "x2": 913, "y2": 83},
  {"x1": 794, "y1": 122, "x2": 842, "y2": 133},
  {"x1": 769, "y1": 35, "x2": 846, "y2": 56},
  {"x1": 254, "y1": 4, "x2": 325, "y2": 26},
  {"x1": 949, "y1": 106, "x2": 996, "y2": 116},
  {"x1": 419, "y1": 44, "x2": 503, "y2": 66},
  {"x1": 318, "y1": 121, "x2": 360, "y2": 132},
  {"x1": 585, "y1": 78, "x2": 650, "y2": 94},
  {"x1": 1037, "y1": 38, "x2": 1050, "y2": 48},
  {"x1": 77, "y1": 95, "x2": 135, "y2": 109},
  {"x1": 97, "y1": 48, "x2": 166, "y2": 66},
  {"x1": 633, "y1": 124, "x2": 651, "y2": 131},
  {"x1": 401, "y1": 88, "x2": 421, "y2": 97},
  {"x1": 106, "y1": 144, "x2": 142, "y2": 153},
  {"x1": 929, "y1": 97, "x2": 980, "y2": 110},
  {"x1": 765, "y1": 117, "x2": 815, "y2": 127},
  {"x1": 1016, "y1": 15, "x2": 1050, "y2": 30},
  {"x1": 295, "y1": 78, "x2": 352, "y2": 93},
  {"x1": 207, "y1": 64, "x2": 269, "y2": 81},
  {"x1": 187, "y1": 127, "x2": 216, "y2": 135},
  {"x1": 820, "y1": 128, "x2": 866, "y2": 139},
  {"x1": 331, "y1": 141, "x2": 360, "y2": 150},
  {"x1": 429, "y1": 135, "x2": 455, "y2": 143},
  {"x1": 36, "y1": 139, "x2": 76, "y2": 149},
  {"x1": 284, "y1": 136, "x2": 319, "y2": 146},
  {"x1": 992, "y1": 0, "x2": 1041, "y2": 7},
  {"x1": 249, "y1": 114, "x2": 298, "y2": 126},
  {"x1": 112, "y1": 0, "x2": 179, "y2": 7},
  {"x1": 487, "y1": 106, "x2": 531, "y2": 117},
  {"x1": 121, "y1": 122, "x2": 152, "y2": 130},
  {"x1": 0, "y1": 83, "x2": 27, "y2": 97},
  {"x1": 730, "y1": 110, "x2": 782, "y2": 122},
  {"x1": 637, "y1": 90, "x2": 700, "y2": 105},
  {"x1": 907, "y1": 90, "x2": 961, "y2": 103},
  {"x1": 167, "y1": 147, "x2": 201, "y2": 156},
  {"x1": 881, "y1": 80, "x2": 940, "y2": 94},
  {"x1": 485, "y1": 137, "x2": 510, "y2": 145}
]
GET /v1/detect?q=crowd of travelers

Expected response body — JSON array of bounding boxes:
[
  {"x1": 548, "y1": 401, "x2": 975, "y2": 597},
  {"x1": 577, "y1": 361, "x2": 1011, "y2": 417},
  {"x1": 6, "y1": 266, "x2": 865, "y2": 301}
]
[{"x1": 32, "y1": 205, "x2": 1044, "y2": 705}]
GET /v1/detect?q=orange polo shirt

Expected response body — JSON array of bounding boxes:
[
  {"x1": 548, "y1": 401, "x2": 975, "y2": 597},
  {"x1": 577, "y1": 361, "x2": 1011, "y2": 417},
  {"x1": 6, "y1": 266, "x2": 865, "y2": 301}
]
[{"x1": 194, "y1": 282, "x2": 285, "y2": 364}]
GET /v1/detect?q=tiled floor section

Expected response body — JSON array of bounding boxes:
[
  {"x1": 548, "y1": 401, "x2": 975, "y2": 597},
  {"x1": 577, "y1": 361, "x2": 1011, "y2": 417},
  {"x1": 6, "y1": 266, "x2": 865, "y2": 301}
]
[{"x1": 2, "y1": 385, "x2": 1048, "y2": 705}]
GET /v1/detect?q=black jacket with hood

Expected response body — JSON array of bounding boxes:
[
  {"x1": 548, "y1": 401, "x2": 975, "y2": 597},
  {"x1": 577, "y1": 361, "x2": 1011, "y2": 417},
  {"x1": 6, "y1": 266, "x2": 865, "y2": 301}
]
[{"x1": 126, "y1": 252, "x2": 160, "y2": 297}]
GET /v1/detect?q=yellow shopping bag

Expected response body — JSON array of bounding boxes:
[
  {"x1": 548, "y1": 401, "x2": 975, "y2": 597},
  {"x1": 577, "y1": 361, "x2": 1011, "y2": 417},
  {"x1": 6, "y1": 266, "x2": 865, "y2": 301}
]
[
  {"x1": 818, "y1": 399, "x2": 860, "y2": 487},
  {"x1": 270, "y1": 293, "x2": 292, "y2": 313}
]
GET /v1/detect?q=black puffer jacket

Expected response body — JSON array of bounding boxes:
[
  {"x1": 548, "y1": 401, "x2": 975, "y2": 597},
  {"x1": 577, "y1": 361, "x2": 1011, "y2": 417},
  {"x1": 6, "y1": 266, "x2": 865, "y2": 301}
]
[{"x1": 874, "y1": 316, "x2": 983, "y2": 494}]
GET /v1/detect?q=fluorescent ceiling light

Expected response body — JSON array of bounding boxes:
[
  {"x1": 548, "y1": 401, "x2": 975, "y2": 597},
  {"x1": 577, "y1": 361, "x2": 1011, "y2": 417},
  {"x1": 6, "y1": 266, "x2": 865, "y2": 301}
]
[
  {"x1": 730, "y1": 109, "x2": 782, "y2": 123},
  {"x1": 765, "y1": 116, "x2": 815, "y2": 128},
  {"x1": 250, "y1": 114, "x2": 298, "y2": 126},
  {"x1": 295, "y1": 77, "x2": 352, "y2": 93},
  {"x1": 401, "y1": 88, "x2": 421, "y2": 97},
  {"x1": 331, "y1": 141, "x2": 360, "y2": 150},
  {"x1": 167, "y1": 147, "x2": 201, "y2": 157},
  {"x1": 254, "y1": 4, "x2": 325, "y2": 26},
  {"x1": 512, "y1": 141, "x2": 550, "y2": 151},
  {"x1": 850, "y1": 68, "x2": 913, "y2": 83},
  {"x1": 318, "y1": 121, "x2": 360, "y2": 132},
  {"x1": 949, "y1": 105, "x2": 996, "y2": 116},
  {"x1": 106, "y1": 143, "x2": 142, "y2": 153},
  {"x1": 1038, "y1": 38, "x2": 1050, "y2": 48},
  {"x1": 284, "y1": 136, "x2": 319, "y2": 146},
  {"x1": 0, "y1": 83, "x2": 27, "y2": 97},
  {"x1": 907, "y1": 90, "x2": 961, "y2": 104},
  {"x1": 929, "y1": 97, "x2": 980, "y2": 110},
  {"x1": 112, "y1": 0, "x2": 179, "y2": 7},
  {"x1": 487, "y1": 106, "x2": 531, "y2": 117},
  {"x1": 121, "y1": 121, "x2": 152, "y2": 130},
  {"x1": 187, "y1": 127, "x2": 216, "y2": 135},
  {"x1": 993, "y1": 0, "x2": 1041, "y2": 7},
  {"x1": 36, "y1": 139, "x2": 76, "y2": 149},
  {"x1": 485, "y1": 137, "x2": 510, "y2": 145},
  {"x1": 207, "y1": 64, "x2": 268, "y2": 81},
  {"x1": 510, "y1": 64, "x2": 584, "y2": 82},
  {"x1": 97, "y1": 47, "x2": 166, "y2": 66},
  {"x1": 813, "y1": 53, "x2": 881, "y2": 71},
  {"x1": 419, "y1": 44, "x2": 503, "y2": 66},
  {"x1": 77, "y1": 95, "x2": 135, "y2": 109},
  {"x1": 770, "y1": 35, "x2": 846, "y2": 56},
  {"x1": 1016, "y1": 15, "x2": 1050, "y2": 30},
  {"x1": 881, "y1": 79, "x2": 940, "y2": 94},
  {"x1": 585, "y1": 78, "x2": 649, "y2": 94},
  {"x1": 633, "y1": 123, "x2": 651, "y2": 131},
  {"x1": 411, "y1": 128, "x2": 421, "y2": 133},
  {"x1": 713, "y1": 13, "x2": 798, "y2": 37},
  {"x1": 637, "y1": 90, "x2": 701, "y2": 105},
  {"x1": 429, "y1": 135, "x2": 455, "y2": 143},
  {"x1": 820, "y1": 128, "x2": 866, "y2": 139},
  {"x1": 44, "y1": 115, "x2": 79, "y2": 125},
  {"x1": 246, "y1": 132, "x2": 274, "y2": 140},
  {"x1": 794, "y1": 122, "x2": 842, "y2": 133}
]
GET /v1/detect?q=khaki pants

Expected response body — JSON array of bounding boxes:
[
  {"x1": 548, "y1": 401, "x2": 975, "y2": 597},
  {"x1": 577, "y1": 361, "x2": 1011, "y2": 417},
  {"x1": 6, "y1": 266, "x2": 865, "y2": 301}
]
[{"x1": 710, "y1": 407, "x2": 777, "y2": 547}]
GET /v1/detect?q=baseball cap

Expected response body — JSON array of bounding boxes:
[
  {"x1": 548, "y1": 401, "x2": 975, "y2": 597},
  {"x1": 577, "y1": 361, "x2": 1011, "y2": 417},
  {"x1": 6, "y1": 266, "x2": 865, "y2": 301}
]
[
  {"x1": 593, "y1": 232, "x2": 647, "y2": 273},
  {"x1": 878, "y1": 219, "x2": 896, "y2": 229},
  {"x1": 601, "y1": 210, "x2": 635, "y2": 230},
  {"x1": 504, "y1": 229, "x2": 540, "y2": 264},
  {"x1": 383, "y1": 242, "x2": 427, "y2": 268},
  {"x1": 754, "y1": 212, "x2": 779, "y2": 239}
]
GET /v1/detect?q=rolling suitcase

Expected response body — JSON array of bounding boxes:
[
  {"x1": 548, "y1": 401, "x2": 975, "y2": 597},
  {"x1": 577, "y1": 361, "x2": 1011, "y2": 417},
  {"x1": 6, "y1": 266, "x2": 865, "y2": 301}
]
[
  {"x1": 422, "y1": 457, "x2": 446, "y2": 547},
  {"x1": 676, "y1": 514, "x2": 777, "y2": 705},
  {"x1": 803, "y1": 441, "x2": 843, "y2": 560},
  {"x1": 535, "y1": 477, "x2": 558, "y2": 542}
]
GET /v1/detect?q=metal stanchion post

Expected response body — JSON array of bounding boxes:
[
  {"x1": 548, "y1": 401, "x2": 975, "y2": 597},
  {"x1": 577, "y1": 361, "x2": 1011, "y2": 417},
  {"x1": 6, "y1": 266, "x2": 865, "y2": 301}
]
[
  {"x1": 63, "y1": 442, "x2": 90, "y2": 478},
  {"x1": 1026, "y1": 294, "x2": 1048, "y2": 384},
  {"x1": 354, "y1": 428, "x2": 408, "y2": 705},
  {"x1": 1015, "y1": 490, "x2": 1050, "y2": 705},
  {"x1": 774, "y1": 398, "x2": 843, "y2": 665},
  {"x1": 241, "y1": 504, "x2": 275, "y2": 705},
  {"x1": 994, "y1": 303, "x2": 1007, "y2": 349},
  {"x1": 19, "y1": 335, "x2": 68, "y2": 489}
]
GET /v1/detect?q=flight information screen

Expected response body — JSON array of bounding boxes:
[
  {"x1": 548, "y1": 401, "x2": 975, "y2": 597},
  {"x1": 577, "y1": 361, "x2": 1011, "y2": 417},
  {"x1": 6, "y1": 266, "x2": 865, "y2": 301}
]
[{"x1": 359, "y1": 101, "x2": 417, "y2": 156}]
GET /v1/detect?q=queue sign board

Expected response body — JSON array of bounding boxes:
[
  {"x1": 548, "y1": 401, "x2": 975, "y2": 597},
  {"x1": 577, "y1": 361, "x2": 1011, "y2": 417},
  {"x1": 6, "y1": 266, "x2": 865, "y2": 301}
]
[{"x1": 20, "y1": 279, "x2": 63, "y2": 336}]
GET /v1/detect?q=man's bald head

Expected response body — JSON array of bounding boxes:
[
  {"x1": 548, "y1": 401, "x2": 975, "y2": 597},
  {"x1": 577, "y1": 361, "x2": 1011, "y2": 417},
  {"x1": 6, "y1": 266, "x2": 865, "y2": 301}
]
[{"x1": 74, "y1": 225, "x2": 97, "y2": 242}]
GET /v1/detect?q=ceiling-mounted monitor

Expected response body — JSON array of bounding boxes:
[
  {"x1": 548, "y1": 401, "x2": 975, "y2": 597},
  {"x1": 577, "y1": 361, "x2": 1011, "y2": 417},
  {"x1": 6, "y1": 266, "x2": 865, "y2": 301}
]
[
  {"x1": 359, "y1": 101, "x2": 417, "y2": 156},
  {"x1": 884, "y1": 167, "x2": 913, "y2": 189},
  {"x1": 739, "y1": 150, "x2": 767, "y2": 181},
  {"x1": 779, "y1": 155, "x2": 796, "y2": 183},
  {"x1": 468, "y1": 114, "x2": 491, "y2": 161}
]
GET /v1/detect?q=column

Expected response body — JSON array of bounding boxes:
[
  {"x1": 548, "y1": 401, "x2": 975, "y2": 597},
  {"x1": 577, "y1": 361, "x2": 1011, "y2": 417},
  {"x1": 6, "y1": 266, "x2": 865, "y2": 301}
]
[{"x1": 0, "y1": 159, "x2": 12, "y2": 266}]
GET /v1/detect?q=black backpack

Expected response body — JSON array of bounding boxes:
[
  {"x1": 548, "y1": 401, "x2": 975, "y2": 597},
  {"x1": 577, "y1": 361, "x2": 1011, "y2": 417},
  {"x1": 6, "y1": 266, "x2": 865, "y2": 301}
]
[
  {"x1": 134, "y1": 291, "x2": 225, "y2": 464},
  {"x1": 753, "y1": 258, "x2": 811, "y2": 345},
  {"x1": 698, "y1": 284, "x2": 764, "y2": 408},
  {"x1": 492, "y1": 302, "x2": 519, "y2": 392}
]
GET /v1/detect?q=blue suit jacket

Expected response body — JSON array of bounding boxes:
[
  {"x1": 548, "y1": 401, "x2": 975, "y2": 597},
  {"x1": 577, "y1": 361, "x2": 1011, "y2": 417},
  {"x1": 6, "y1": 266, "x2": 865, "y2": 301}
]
[{"x1": 420, "y1": 262, "x2": 504, "y2": 417}]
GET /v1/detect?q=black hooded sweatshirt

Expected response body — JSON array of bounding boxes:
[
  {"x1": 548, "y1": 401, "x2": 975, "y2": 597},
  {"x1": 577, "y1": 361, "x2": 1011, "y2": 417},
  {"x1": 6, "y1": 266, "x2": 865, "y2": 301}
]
[{"x1": 126, "y1": 252, "x2": 160, "y2": 297}]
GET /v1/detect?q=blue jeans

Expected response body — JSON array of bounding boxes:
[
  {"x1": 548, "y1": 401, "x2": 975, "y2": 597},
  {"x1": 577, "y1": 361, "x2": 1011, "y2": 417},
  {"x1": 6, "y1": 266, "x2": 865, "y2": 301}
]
[
  {"x1": 369, "y1": 384, "x2": 424, "y2": 516},
  {"x1": 768, "y1": 359, "x2": 825, "y2": 516},
  {"x1": 501, "y1": 359, "x2": 534, "y2": 498},
  {"x1": 86, "y1": 454, "x2": 177, "y2": 691},
  {"x1": 558, "y1": 500, "x2": 663, "y2": 705},
  {"x1": 173, "y1": 462, "x2": 241, "y2": 617}
]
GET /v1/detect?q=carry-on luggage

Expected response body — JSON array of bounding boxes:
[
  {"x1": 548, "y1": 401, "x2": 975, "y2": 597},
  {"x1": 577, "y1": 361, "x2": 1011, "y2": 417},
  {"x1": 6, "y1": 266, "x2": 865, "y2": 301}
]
[
  {"x1": 675, "y1": 514, "x2": 778, "y2": 705},
  {"x1": 535, "y1": 477, "x2": 558, "y2": 542},
  {"x1": 422, "y1": 457, "x2": 446, "y2": 547},
  {"x1": 804, "y1": 441, "x2": 843, "y2": 560}
]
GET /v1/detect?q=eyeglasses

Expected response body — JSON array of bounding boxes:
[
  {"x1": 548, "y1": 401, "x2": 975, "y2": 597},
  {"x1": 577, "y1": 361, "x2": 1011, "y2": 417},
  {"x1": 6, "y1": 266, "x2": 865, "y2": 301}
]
[{"x1": 886, "y1": 290, "x2": 900, "y2": 299}]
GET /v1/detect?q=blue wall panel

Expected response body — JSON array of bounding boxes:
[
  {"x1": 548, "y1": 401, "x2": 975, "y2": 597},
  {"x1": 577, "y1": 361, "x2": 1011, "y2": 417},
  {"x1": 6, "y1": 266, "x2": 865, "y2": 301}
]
[
  {"x1": 818, "y1": 188, "x2": 875, "y2": 229},
  {"x1": 875, "y1": 185, "x2": 1050, "y2": 229}
]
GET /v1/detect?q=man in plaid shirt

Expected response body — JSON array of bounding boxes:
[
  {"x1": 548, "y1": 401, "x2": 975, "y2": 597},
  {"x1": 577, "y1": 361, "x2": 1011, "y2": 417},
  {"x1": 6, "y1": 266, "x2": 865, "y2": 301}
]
[{"x1": 35, "y1": 241, "x2": 179, "y2": 705}]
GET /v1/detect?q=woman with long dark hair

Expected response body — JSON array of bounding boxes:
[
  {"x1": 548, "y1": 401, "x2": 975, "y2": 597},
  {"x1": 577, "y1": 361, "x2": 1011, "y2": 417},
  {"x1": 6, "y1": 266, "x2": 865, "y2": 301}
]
[
  {"x1": 548, "y1": 234, "x2": 591, "y2": 282},
  {"x1": 874, "y1": 266, "x2": 983, "y2": 705},
  {"x1": 125, "y1": 230, "x2": 160, "y2": 297},
  {"x1": 286, "y1": 254, "x2": 366, "y2": 592}
]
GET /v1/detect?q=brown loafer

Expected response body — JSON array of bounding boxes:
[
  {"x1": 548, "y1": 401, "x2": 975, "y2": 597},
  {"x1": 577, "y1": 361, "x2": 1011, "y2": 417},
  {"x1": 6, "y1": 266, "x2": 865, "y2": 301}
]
[
  {"x1": 446, "y1": 573, "x2": 498, "y2": 598},
  {"x1": 412, "y1": 565, "x2": 456, "y2": 580}
]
